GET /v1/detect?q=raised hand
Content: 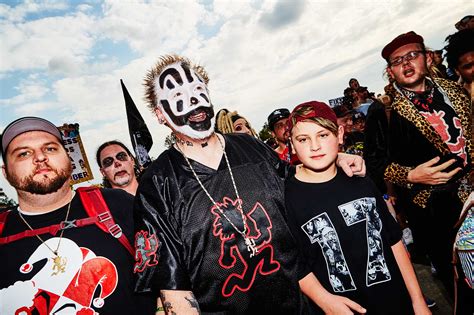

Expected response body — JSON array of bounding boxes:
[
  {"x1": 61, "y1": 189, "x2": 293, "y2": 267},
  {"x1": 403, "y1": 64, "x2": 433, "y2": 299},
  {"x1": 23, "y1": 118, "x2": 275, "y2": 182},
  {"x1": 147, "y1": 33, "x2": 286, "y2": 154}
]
[{"x1": 407, "y1": 157, "x2": 461, "y2": 185}]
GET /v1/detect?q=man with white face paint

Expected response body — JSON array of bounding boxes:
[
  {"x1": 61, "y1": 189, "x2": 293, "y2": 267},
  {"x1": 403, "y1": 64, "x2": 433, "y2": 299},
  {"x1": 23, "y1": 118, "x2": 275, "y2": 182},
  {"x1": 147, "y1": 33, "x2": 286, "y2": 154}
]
[
  {"x1": 147, "y1": 55, "x2": 214, "y2": 140},
  {"x1": 96, "y1": 140, "x2": 139, "y2": 196},
  {"x1": 134, "y1": 55, "x2": 367, "y2": 314}
]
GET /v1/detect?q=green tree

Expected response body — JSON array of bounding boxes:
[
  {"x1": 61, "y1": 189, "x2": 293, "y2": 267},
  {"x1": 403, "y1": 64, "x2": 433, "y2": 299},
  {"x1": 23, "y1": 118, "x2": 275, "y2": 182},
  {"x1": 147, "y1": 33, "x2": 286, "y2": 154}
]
[
  {"x1": 258, "y1": 122, "x2": 273, "y2": 142},
  {"x1": 0, "y1": 188, "x2": 17, "y2": 211}
]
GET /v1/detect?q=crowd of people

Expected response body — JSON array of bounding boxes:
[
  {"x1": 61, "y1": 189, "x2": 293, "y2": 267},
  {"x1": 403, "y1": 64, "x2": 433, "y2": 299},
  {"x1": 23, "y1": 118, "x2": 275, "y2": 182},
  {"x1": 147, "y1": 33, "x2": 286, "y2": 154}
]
[{"x1": 0, "y1": 15, "x2": 473, "y2": 315}]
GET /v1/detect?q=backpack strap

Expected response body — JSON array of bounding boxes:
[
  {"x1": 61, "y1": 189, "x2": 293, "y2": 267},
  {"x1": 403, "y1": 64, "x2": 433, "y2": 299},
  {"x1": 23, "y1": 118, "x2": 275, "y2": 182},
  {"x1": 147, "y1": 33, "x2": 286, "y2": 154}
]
[
  {"x1": 0, "y1": 215, "x2": 98, "y2": 245},
  {"x1": 0, "y1": 210, "x2": 11, "y2": 237},
  {"x1": 77, "y1": 187, "x2": 134, "y2": 256}
]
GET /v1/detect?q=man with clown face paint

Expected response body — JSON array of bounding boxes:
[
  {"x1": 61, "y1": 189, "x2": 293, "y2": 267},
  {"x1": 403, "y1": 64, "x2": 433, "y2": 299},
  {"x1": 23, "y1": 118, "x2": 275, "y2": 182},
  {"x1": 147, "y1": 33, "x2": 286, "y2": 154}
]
[
  {"x1": 148, "y1": 57, "x2": 215, "y2": 140},
  {"x1": 134, "y1": 55, "x2": 367, "y2": 314}
]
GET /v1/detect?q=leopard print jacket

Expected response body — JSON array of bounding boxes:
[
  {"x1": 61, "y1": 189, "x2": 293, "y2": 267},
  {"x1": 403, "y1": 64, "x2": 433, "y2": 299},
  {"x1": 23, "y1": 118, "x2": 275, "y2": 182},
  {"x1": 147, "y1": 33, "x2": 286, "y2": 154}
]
[{"x1": 384, "y1": 78, "x2": 472, "y2": 208}]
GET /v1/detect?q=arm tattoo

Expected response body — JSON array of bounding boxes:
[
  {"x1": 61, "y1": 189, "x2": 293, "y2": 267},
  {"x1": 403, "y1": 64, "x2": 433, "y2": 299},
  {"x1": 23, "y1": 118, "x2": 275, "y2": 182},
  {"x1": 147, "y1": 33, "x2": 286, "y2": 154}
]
[
  {"x1": 185, "y1": 293, "x2": 201, "y2": 312},
  {"x1": 160, "y1": 292, "x2": 176, "y2": 315},
  {"x1": 160, "y1": 290, "x2": 200, "y2": 314},
  {"x1": 163, "y1": 301, "x2": 176, "y2": 315}
]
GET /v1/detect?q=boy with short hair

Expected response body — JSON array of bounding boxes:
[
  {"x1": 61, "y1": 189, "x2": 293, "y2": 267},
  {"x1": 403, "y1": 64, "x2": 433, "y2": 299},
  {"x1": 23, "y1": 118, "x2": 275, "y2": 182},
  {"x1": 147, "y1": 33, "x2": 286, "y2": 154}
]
[{"x1": 285, "y1": 101, "x2": 430, "y2": 315}]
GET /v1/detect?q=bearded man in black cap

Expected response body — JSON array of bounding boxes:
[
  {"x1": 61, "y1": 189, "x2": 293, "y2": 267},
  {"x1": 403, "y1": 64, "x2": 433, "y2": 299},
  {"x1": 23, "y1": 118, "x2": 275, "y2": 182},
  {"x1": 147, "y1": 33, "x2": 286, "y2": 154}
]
[
  {"x1": 378, "y1": 31, "x2": 472, "y2": 305},
  {"x1": 133, "y1": 54, "x2": 367, "y2": 314}
]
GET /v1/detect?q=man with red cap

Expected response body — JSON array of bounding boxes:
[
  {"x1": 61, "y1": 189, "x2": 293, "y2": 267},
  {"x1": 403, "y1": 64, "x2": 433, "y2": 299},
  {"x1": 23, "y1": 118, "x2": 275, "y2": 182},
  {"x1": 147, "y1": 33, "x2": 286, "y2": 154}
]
[
  {"x1": 285, "y1": 101, "x2": 429, "y2": 314},
  {"x1": 379, "y1": 32, "x2": 472, "y2": 305}
]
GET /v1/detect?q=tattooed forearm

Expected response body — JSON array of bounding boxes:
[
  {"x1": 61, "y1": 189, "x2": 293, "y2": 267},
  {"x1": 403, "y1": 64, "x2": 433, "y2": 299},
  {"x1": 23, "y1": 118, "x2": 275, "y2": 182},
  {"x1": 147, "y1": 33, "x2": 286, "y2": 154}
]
[
  {"x1": 160, "y1": 291, "x2": 176, "y2": 315},
  {"x1": 185, "y1": 293, "x2": 201, "y2": 312},
  {"x1": 163, "y1": 301, "x2": 176, "y2": 315},
  {"x1": 160, "y1": 290, "x2": 200, "y2": 314}
]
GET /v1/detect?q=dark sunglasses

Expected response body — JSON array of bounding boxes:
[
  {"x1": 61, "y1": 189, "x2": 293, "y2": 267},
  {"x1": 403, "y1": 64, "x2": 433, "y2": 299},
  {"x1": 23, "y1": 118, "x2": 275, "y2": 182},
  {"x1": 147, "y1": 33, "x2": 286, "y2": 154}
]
[{"x1": 101, "y1": 151, "x2": 129, "y2": 168}]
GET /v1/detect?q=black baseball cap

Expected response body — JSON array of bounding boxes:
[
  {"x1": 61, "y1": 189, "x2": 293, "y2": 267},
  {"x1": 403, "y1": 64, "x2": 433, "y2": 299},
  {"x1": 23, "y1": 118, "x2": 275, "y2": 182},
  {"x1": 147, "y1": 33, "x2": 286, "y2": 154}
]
[{"x1": 267, "y1": 108, "x2": 290, "y2": 130}]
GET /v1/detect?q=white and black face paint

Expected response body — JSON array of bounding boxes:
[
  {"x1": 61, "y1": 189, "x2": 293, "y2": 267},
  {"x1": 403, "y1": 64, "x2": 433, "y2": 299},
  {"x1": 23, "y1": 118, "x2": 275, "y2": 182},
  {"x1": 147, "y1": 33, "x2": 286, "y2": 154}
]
[{"x1": 155, "y1": 62, "x2": 215, "y2": 139}]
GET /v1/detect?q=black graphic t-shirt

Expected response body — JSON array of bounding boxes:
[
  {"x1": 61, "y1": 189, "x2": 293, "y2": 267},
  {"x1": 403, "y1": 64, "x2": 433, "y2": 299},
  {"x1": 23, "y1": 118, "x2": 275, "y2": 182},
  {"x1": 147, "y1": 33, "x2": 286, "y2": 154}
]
[
  {"x1": 285, "y1": 170, "x2": 413, "y2": 315},
  {"x1": 0, "y1": 189, "x2": 154, "y2": 315},
  {"x1": 134, "y1": 134, "x2": 310, "y2": 314}
]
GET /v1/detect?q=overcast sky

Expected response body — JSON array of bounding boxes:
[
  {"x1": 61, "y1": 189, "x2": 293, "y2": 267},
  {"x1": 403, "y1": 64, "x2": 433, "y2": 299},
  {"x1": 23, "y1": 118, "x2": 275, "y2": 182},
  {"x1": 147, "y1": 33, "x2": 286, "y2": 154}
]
[{"x1": 0, "y1": 0, "x2": 470, "y2": 200}]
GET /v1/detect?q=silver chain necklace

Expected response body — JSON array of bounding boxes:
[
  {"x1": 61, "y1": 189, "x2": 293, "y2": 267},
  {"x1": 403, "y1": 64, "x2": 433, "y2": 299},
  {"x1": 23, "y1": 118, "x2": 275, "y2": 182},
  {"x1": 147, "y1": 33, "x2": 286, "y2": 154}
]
[{"x1": 175, "y1": 134, "x2": 258, "y2": 257}]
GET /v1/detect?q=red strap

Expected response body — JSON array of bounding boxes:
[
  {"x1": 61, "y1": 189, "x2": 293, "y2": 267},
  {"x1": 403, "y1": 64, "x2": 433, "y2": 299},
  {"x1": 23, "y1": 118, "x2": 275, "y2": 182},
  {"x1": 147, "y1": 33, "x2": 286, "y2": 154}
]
[
  {"x1": 77, "y1": 187, "x2": 134, "y2": 256},
  {"x1": 0, "y1": 216, "x2": 97, "y2": 245},
  {"x1": 0, "y1": 210, "x2": 10, "y2": 236}
]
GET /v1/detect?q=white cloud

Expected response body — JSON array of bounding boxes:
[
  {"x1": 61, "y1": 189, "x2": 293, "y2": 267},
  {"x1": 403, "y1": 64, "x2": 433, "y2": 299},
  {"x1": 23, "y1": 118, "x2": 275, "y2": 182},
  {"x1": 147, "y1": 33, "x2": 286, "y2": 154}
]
[
  {"x1": 0, "y1": 12, "x2": 95, "y2": 73},
  {"x1": 211, "y1": 0, "x2": 255, "y2": 20},
  {"x1": 47, "y1": 55, "x2": 119, "y2": 76},
  {"x1": 76, "y1": 3, "x2": 93, "y2": 13},
  {"x1": 97, "y1": 0, "x2": 206, "y2": 53},
  {"x1": 259, "y1": 0, "x2": 306, "y2": 30},
  {"x1": 0, "y1": 0, "x2": 68, "y2": 22},
  {"x1": 53, "y1": 74, "x2": 125, "y2": 125},
  {"x1": 48, "y1": 55, "x2": 83, "y2": 76},
  {"x1": 0, "y1": 75, "x2": 49, "y2": 106},
  {"x1": 15, "y1": 101, "x2": 58, "y2": 115},
  {"x1": 189, "y1": 1, "x2": 468, "y2": 128},
  {"x1": 0, "y1": 0, "x2": 471, "y2": 202}
]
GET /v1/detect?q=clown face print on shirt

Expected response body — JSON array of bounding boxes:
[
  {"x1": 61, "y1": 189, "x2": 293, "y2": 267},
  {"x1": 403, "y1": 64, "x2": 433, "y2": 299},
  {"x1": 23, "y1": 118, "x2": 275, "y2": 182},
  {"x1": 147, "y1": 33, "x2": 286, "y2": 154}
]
[{"x1": 155, "y1": 61, "x2": 215, "y2": 139}]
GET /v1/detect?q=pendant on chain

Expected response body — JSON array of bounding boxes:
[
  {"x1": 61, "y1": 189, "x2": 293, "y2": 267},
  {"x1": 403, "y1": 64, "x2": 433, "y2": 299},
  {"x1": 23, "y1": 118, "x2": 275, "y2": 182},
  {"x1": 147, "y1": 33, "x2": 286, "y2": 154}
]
[
  {"x1": 244, "y1": 237, "x2": 258, "y2": 257},
  {"x1": 176, "y1": 134, "x2": 260, "y2": 258},
  {"x1": 51, "y1": 255, "x2": 67, "y2": 276}
]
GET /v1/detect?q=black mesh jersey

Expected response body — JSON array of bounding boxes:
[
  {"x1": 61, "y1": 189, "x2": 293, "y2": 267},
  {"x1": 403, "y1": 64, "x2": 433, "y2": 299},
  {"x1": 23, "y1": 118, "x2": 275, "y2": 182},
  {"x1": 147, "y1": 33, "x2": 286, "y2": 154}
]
[
  {"x1": 285, "y1": 170, "x2": 413, "y2": 315},
  {"x1": 134, "y1": 133, "x2": 310, "y2": 314},
  {"x1": 0, "y1": 189, "x2": 155, "y2": 315}
]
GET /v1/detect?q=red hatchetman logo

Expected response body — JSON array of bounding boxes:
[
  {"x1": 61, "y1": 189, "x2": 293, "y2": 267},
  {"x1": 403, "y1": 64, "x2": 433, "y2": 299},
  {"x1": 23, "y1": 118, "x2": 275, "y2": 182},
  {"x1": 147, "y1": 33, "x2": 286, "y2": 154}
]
[
  {"x1": 134, "y1": 230, "x2": 160, "y2": 273},
  {"x1": 420, "y1": 110, "x2": 467, "y2": 164},
  {"x1": 211, "y1": 197, "x2": 280, "y2": 297}
]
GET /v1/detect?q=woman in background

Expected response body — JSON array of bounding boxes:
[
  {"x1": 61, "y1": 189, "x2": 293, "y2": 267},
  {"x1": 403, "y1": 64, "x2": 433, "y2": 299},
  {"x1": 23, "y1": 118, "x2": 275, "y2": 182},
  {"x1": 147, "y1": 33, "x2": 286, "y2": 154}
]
[{"x1": 215, "y1": 108, "x2": 259, "y2": 138}]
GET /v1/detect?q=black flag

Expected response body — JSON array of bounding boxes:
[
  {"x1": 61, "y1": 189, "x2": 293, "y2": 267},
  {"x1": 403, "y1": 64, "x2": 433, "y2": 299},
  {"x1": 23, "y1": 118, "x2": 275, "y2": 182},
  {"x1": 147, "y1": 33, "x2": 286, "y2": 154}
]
[{"x1": 121, "y1": 79, "x2": 153, "y2": 168}]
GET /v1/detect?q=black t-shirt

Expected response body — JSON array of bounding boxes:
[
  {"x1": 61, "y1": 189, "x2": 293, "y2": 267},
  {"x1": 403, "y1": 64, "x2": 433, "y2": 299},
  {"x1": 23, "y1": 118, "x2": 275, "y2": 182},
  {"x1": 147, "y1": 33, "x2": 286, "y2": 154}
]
[
  {"x1": 0, "y1": 188, "x2": 154, "y2": 315},
  {"x1": 134, "y1": 134, "x2": 310, "y2": 314},
  {"x1": 285, "y1": 170, "x2": 413, "y2": 315}
]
